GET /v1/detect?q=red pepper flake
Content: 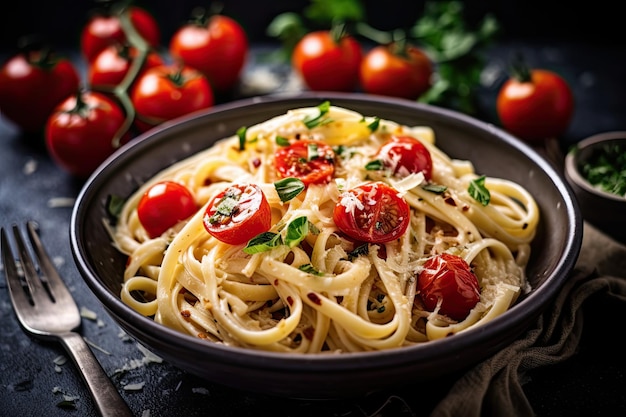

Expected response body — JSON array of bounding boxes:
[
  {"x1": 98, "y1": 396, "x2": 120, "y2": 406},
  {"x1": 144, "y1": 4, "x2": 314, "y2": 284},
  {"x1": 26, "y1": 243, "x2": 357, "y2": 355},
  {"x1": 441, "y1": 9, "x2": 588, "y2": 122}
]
[
  {"x1": 307, "y1": 292, "x2": 322, "y2": 305},
  {"x1": 252, "y1": 158, "x2": 261, "y2": 168},
  {"x1": 181, "y1": 310, "x2": 191, "y2": 318},
  {"x1": 462, "y1": 205, "x2": 469, "y2": 211},
  {"x1": 286, "y1": 296, "x2": 294, "y2": 306},
  {"x1": 198, "y1": 333, "x2": 208, "y2": 339},
  {"x1": 274, "y1": 279, "x2": 279, "y2": 286},
  {"x1": 444, "y1": 197, "x2": 456, "y2": 206}
]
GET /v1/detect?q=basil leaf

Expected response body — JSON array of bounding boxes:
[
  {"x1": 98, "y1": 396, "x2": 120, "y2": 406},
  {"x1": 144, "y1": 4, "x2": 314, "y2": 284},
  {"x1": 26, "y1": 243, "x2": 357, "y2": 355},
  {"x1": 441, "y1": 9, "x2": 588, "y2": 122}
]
[
  {"x1": 285, "y1": 216, "x2": 309, "y2": 247},
  {"x1": 298, "y1": 263, "x2": 324, "y2": 276},
  {"x1": 237, "y1": 126, "x2": 247, "y2": 151},
  {"x1": 243, "y1": 232, "x2": 283, "y2": 254},
  {"x1": 276, "y1": 135, "x2": 290, "y2": 146},
  {"x1": 307, "y1": 142, "x2": 319, "y2": 160},
  {"x1": 303, "y1": 100, "x2": 331, "y2": 129},
  {"x1": 348, "y1": 243, "x2": 369, "y2": 260},
  {"x1": 367, "y1": 117, "x2": 380, "y2": 132},
  {"x1": 365, "y1": 159, "x2": 384, "y2": 171},
  {"x1": 468, "y1": 175, "x2": 490, "y2": 206},
  {"x1": 422, "y1": 184, "x2": 448, "y2": 194},
  {"x1": 106, "y1": 194, "x2": 126, "y2": 219},
  {"x1": 274, "y1": 178, "x2": 305, "y2": 202}
]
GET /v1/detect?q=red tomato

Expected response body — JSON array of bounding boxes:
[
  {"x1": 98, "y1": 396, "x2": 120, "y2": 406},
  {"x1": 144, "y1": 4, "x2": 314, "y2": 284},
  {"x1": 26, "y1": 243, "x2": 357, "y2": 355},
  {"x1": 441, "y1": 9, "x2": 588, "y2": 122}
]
[
  {"x1": 88, "y1": 44, "x2": 164, "y2": 89},
  {"x1": 0, "y1": 50, "x2": 79, "y2": 133},
  {"x1": 137, "y1": 181, "x2": 198, "y2": 238},
  {"x1": 496, "y1": 68, "x2": 574, "y2": 142},
  {"x1": 417, "y1": 253, "x2": 481, "y2": 321},
  {"x1": 333, "y1": 182, "x2": 410, "y2": 243},
  {"x1": 292, "y1": 30, "x2": 362, "y2": 92},
  {"x1": 169, "y1": 13, "x2": 248, "y2": 92},
  {"x1": 130, "y1": 64, "x2": 214, "y2": 132},
  {"x1": 45, "y1": 91, "x2": 129, "y2": 177},
  {"x1": 274, "y1": 139, "x2": 336, "y2": 186},
  {"x1": 375, "y1": 136, "x2": 433, "y2": 180},
  {"x1": 360, "y1": 43, "x2": 432, "y2": 100},
  {"x1": 203, "y1": 184, "x2": 272, "y2": 245},
  {"x1": 81, "y1": 6, "x2": 160, "y2": 62}
]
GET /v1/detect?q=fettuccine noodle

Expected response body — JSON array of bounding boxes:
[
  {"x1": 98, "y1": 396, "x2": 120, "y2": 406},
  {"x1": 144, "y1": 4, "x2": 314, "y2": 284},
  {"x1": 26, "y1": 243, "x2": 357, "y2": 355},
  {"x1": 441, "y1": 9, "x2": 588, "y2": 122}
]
[{"x1": 111, "y1": 103, "x2": 538, "y2": 353}]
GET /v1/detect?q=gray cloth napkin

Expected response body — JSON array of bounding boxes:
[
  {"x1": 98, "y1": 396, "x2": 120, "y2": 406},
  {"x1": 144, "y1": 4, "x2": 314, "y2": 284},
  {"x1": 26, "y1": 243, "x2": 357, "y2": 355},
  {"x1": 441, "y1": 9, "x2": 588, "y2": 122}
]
[{"x1": 431, "y1": 222, "x2": 626, "y2": 417}]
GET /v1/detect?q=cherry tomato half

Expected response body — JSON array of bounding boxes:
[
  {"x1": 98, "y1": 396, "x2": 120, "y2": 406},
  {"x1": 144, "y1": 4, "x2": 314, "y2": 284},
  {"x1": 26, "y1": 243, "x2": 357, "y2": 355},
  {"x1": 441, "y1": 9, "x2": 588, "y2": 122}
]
[
  {"x1": 137, "y1": 181, "x2": 198, "y2": 239},
  {"x1": 333, "y1": 182, "x2": 410, "y2": 243},
  {"x1": 360, "y1": 43, "x2": 433, "y2": 100},
  {"x1": 496, "y1": 68, "x2": 574, "y2": 142},
  {"x1": 274, "y1": 139, "x2": 336, "y2": 186},
  {"x1": 45, "y1": 90, "x2": 129, "y2": 178},
  {"x1": 375, "y1": 136, "x2": 433, "y2": 180},
  {"x1": 130, "y1": 64, "x2": 214, "y2": 132},
  {"x1": 417, "y1": 253, "x2": 481, "y2": 321},
  {"x1": 81, "y1": 6, "x2": 161, "y2": 62},
  {"x1": 203, "y1": 184, "x2": 272, "y2": 245},
  {"x1": 292, "y1": 30, "x2": 362, "y2": 92},
  {"x1": 0, "y1": 50, "x2": 80, "y2": 133},
  {"x1": 88, "y1": 44, "x2": 164, "y2": 89},
  {"x1": 169, "y1": 13, "x2": 248, "y2": 92}
]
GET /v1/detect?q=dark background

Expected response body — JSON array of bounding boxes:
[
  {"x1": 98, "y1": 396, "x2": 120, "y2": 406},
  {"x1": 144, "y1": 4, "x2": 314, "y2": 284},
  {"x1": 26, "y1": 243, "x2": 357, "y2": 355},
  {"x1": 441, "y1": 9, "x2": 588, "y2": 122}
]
[{"x1": 1, "y1": 0, "x2": 624, "y2": 53}]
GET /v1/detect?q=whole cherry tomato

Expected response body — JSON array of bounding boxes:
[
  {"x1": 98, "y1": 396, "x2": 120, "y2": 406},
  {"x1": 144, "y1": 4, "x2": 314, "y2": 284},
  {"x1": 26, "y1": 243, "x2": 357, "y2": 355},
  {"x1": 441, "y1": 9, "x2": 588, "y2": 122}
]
[
  {"x1": 45, "y1": 91, "x2": 129, "y2": 177},
  {"x1": 496, "y1": 67, "x2": 574, "y2": 142},
  {"x1": 374, "y1": 136, "x2": 433, "y2": 180},
  {"x1": 0, "y1": 48, "x2": 79, "y2": 133},
  {"x1": 169, "y1": 11, "x2": 248, "y2": 92},
  {"x1": 360, "y1": 43, "x2": 433, "y2": 100},
  {"x1": 88, "y1": 43, "x2": 164, "y2": 89},
  {"x1": 274, "y1": 139, "x2": 336, "y2": 186},
  {"x1": 417, "y1": 253, "x2": 481, "y2": 321},
  {"x1": 81, "y1": 5, "x2": 160, "y2": 62},
  {"x1": 130, "y1": 64, "x2": 214, "y2": 132},
  {"x1": 137, "y1": 180, "x2": 198, "y2": 238},
  {"x1": 292, "y1": 29, "x2": 362, "y2": 92},
  {"x1": 333, "y1": 182, "x2": 410, "y2": 243},
  {"x1": 203, "y1": 183, "x2": 272, "y2": 245}
]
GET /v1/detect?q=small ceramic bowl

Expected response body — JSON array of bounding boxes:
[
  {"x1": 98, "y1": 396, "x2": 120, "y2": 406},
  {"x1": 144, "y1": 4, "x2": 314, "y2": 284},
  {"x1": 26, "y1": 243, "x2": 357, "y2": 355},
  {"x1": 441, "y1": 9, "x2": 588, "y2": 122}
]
[{"x1": 565, "y1": 131, "x2": 626, "y2": 243}]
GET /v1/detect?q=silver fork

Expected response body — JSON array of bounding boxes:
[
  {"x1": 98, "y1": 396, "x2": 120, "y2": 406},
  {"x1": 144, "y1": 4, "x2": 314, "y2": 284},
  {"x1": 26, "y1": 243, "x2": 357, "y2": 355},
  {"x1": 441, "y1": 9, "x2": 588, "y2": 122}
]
[{"x1": 1, "y1": 221, "x2": 133, "y2": 417}]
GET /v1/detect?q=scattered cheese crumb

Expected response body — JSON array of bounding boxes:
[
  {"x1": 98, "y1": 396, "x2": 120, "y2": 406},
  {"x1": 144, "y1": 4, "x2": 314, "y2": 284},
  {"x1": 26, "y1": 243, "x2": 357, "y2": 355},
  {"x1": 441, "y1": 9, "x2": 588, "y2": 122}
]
[
  {"x1": 23, "y1": 159, "x2": 37, "y2": 175},
  {"x1": 123, "y1": 381, "x2": 145, "y2": 391},
  {"x1": 47, "y1": 197, "x2": 76, "y2": 208},
  {"x1": 192, "y1": 387, "x2": 210, "y2": 395},
  {"x1": 80, "y1": 306, "x2": 98, "y2": 321}
]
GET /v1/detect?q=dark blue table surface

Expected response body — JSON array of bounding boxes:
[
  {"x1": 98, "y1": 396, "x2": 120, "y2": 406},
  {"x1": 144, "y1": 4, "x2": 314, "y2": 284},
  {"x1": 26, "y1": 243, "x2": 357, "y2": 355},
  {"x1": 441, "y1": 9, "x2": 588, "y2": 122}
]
[{"x1": 1, "y1": 41, "x2": 626, "y2": 417}]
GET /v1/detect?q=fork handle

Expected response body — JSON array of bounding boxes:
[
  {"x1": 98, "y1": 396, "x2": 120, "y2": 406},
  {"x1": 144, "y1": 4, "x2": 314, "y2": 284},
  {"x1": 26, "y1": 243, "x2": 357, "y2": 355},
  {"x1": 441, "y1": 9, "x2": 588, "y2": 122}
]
[{"x1": 60, "y1": 332, "x2": 134, "y2": 417}]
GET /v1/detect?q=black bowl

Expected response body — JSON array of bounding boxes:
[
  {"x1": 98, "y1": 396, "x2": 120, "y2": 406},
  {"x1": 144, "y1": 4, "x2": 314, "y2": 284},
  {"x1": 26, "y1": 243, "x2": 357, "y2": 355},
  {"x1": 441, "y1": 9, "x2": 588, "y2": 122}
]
[
  {"x1": 564, "y1": 131, "x2": 626, "y2": 243},
  {"x1": 70, "y1": 92, "x2": 582, "y2": 399}
]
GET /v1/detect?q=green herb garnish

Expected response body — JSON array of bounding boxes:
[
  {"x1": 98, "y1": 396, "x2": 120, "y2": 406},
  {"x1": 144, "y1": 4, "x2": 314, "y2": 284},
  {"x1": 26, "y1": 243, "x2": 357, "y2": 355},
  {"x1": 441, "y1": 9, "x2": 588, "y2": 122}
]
[
  {"x1": 276, "y1": 135, "x2": 290, "y2": 146},
  {"x1": 285, "y1": 216, "x2": 311, "y2": 247},
  {"x1": 298, "y1": 263, "x2": 324, "y2": 276},
  {"x1": 581, "y1": 144, "x2": 626, "y2": 197},
  {"x1": 303, "y1": 101, "x2": 331, "y2": 129},
  {"x1": 243, "y1": 232, "x2": 283, "y2": 254},
  {"x1": 237, "y1": 126, "x2": 247, "y2": 151},
  {"x1": 274, "y1": 177, "x2": 305, "y2": 202},
  {"x1": 468, "y1": 175, "x2": 490, "y2": 206},
  {"x1": 422, "y1": 184, "x2": 448, "y2": 194}
]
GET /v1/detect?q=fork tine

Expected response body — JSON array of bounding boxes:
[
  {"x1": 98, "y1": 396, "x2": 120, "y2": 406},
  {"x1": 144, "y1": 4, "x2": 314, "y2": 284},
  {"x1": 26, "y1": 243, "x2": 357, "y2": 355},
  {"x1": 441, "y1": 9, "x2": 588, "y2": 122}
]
[
  {"x1": 11, "y1": 223, "x2": 50, "y2": 305},
  {"x1": 1, "y1": 227, "x2": 33, "y2": 310},
  {"x1": 26, "y1": 221, "x2": 76, "y2": 307}
]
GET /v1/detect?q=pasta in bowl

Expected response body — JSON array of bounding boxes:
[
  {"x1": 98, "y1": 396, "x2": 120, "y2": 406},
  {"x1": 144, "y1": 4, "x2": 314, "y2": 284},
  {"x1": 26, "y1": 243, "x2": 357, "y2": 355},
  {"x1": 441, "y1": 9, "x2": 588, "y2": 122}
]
[{"x1": 71, "y1": 93, "x2": 581, "y2": 397}]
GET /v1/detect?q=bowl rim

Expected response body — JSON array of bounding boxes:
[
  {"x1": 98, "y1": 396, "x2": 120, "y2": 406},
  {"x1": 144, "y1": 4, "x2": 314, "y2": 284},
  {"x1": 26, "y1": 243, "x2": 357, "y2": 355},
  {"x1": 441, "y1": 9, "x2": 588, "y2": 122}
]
[
  {"x1": 565, "y1": 130, "x2": 626, "y2": 202},
  {"x1": 70, "y1": 92, "x2": 583, "y2": 376}
]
